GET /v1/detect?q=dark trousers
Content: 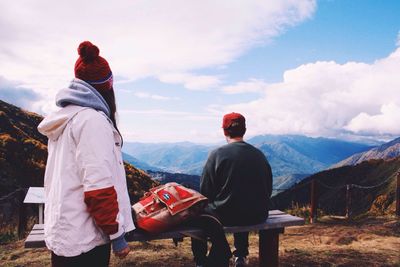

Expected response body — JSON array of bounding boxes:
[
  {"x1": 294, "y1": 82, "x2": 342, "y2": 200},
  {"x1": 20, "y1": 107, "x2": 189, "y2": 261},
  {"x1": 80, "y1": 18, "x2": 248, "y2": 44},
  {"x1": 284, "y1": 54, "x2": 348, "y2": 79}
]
[
  {"x1": 51, "y1": 243, "x2": 111, "y2": 267},
  {"x1": 233, "y1": 232, "x2": 249, "y2": 257},
  {"x1": 189, "y1": 214, "x2": 232, "y2": 267}
]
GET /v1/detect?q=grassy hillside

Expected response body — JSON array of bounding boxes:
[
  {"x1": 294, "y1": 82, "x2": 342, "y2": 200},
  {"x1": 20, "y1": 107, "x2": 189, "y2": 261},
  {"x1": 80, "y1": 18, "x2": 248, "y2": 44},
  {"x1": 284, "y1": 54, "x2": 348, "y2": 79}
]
[
  {"x1": 0, "y1": 100, "x2": 157, "y2": 238},
  {"x1": 271, "y1": 157, "x2": 400, "y2": 216}
]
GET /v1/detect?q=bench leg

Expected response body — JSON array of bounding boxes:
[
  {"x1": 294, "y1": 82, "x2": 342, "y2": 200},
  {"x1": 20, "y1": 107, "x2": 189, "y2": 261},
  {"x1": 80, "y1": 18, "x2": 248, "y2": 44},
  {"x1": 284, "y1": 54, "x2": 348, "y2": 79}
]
[{"x1": 259, "y1": 228, "x2": 283, "y2": 267}]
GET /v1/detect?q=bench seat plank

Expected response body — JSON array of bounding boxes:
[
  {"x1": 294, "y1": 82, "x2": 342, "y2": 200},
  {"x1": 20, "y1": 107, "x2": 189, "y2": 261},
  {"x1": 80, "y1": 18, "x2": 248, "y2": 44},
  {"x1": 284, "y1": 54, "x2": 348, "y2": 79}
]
[
  {"x1": 128, "y1": 212, "x2": 303, "y2": 242},
  {"x1": 25, "y1": 210, "x2": 304, "y2": 248},
  {"x1": 32, "y1": 224, "x2": 44, "y2": 230}
]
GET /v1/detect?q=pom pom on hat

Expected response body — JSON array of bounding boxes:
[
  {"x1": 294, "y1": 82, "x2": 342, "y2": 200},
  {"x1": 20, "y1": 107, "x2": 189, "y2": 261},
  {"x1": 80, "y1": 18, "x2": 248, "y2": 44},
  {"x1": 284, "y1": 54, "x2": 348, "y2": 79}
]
[
  {"x1": 74, "y1": 41, "x2": 113, "y2": 91},
  {"x1": 77, "y1": 41, "x2": 100, "y2": 62}
]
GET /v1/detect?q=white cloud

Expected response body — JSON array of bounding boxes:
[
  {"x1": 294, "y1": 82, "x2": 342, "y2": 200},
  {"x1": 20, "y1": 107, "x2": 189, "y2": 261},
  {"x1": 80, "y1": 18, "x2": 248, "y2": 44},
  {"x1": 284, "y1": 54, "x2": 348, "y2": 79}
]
[
  {"x1": 158, "y1": 73, "x2": 222, "y2": 90},
  {"x1": 119, "y1": 108, "x2": 218, "y2": 120},
  {"x1": 133, "y1": 92, "x2": 179, "y2": 101},
  {"x1": 0, "y1": 0, "x2": 316, "y2": 98},
  {"x1": 345, "y1": 103, "x2": 400, "y2": 136},
  {"x1": 0, "y1": 76, "x2": 46, "y2": 113},
  {"x1": 222, "y1": 78, "x2": 268, "y2": 94},
  {"x1": 225, "y1": 48, "x2": 400, "y2": 140},
  {"x1": 118, "y1": 108, "x2": 222, "y2": 142}
]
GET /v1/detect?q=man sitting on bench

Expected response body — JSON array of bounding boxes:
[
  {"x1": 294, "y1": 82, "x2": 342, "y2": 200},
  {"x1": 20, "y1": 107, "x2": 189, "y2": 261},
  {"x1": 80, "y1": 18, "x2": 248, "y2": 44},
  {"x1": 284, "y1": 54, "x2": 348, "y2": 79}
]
[{"x1": 191, "y1": 112, "x2": 273, "y2": 267}]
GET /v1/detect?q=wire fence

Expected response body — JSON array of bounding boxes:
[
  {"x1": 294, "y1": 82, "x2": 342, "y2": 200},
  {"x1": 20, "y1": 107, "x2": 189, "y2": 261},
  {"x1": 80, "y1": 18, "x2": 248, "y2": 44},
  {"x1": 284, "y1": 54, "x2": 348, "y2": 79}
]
[
  {"x1": 0, "y1": 188, "x2": 27, "y2": 202},
  {"x1": 0, "y1": 171, "x2": 400, "y2": 238},
  {"x1": 272, "y1": 170, "x2": 400, "y2": 220}
]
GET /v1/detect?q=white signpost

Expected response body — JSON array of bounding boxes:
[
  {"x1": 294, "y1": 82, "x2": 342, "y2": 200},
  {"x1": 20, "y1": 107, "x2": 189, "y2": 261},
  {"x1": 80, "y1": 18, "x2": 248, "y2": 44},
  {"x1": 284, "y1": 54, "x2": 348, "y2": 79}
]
[{"x1": 24, "y1": 187, "x2": 45, "y2": 224}]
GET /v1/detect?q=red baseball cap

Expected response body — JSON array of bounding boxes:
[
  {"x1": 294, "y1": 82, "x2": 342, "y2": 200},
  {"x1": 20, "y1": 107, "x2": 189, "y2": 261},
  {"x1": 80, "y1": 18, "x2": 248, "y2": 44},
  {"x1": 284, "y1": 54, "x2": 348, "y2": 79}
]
[{"x1": 222, "y1": 112, "x2": 246, "y2": 130}]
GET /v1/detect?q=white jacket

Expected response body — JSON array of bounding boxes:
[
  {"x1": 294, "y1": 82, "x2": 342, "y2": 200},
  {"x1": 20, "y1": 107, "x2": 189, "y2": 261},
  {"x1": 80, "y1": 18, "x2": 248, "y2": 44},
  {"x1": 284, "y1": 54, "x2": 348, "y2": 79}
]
[{"x1": 38, "y1": 105, "x2": 135, "y2": 257}]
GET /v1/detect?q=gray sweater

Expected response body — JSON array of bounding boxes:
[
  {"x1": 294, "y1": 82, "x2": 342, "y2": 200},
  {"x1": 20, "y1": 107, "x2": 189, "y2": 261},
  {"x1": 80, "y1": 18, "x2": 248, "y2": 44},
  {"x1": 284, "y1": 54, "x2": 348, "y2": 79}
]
[{"x1": 200, "y1": 141, "x2": 273, "y2": 226}]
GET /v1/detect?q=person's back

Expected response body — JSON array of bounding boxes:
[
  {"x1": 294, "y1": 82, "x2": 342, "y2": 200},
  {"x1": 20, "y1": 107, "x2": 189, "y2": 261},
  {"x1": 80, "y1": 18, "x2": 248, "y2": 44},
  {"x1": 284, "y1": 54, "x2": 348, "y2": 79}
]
[
  {"x1": 191, "y1": 112, "x2": 273, "y2": 267},
  {"x1": 202, "y1": 141, "x2": 272, "y2": 226}
]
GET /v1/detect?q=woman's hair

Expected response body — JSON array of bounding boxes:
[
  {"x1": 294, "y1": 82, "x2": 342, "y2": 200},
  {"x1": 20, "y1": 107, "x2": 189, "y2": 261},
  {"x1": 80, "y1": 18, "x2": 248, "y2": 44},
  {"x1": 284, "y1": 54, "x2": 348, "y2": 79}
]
[{"x1": 98, "y1": 88, "x2": 124, "y2": 146}]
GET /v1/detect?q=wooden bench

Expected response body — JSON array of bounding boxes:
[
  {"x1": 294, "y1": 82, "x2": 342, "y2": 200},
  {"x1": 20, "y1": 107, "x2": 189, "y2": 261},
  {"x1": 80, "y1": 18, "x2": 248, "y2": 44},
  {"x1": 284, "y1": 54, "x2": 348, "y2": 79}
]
[
  {"x1": 23, "y1": 187, "x2": 45, "y2": 224},
  {"x1": 25, "y1": 210, "x2": 303, "y2": 266}
]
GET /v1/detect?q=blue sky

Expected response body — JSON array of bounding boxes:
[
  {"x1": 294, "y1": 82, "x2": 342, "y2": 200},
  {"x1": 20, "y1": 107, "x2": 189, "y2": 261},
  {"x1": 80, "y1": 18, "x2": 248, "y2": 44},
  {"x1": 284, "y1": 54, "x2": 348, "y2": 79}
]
[{"x1": 1, "y1": 0, "x2": 400, "y2": 143}]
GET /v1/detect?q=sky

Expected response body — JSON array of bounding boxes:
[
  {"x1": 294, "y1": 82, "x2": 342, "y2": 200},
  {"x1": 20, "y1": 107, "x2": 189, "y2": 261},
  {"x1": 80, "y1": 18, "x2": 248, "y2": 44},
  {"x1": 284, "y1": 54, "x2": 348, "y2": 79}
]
[{"x1": 1, "y1": 0, "x2": 400, "y2": 143}]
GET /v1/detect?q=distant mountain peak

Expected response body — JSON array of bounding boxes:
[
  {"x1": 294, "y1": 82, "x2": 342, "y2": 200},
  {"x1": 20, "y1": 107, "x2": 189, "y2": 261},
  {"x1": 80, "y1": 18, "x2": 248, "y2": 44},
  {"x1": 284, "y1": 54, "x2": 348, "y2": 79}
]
[{"x1": 332, "y1": 136, "x2": 400, "y2": 168}]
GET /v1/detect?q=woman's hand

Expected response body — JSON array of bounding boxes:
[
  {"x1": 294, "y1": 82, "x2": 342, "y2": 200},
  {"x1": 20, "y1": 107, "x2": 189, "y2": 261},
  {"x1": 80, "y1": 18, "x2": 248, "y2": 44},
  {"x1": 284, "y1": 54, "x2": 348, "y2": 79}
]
[{"x1": 114, "y1": 246, "x2": 130, "y2": 259}]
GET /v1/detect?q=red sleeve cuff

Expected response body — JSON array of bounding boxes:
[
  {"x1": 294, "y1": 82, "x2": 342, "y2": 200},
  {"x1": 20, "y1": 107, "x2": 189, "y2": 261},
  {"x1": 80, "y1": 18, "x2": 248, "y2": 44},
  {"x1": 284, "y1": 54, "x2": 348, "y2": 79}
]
[{"x1": 84, "y1": 186, "x2": 119, "y2": 235}]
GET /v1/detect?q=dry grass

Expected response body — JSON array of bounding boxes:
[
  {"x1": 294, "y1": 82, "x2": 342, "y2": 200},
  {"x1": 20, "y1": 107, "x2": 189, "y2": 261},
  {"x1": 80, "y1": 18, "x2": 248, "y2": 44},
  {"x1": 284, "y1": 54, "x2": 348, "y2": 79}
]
[{"x1": 1, "y1": 216, "x2": 399, "y2": 267}]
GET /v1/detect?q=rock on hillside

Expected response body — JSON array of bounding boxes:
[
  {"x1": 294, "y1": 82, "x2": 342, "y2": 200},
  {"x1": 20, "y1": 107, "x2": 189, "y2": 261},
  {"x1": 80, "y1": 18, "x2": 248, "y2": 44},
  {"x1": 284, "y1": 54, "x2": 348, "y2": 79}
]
[{"x1": 333, "y1": 137, "x2": 400, "y2": 168}]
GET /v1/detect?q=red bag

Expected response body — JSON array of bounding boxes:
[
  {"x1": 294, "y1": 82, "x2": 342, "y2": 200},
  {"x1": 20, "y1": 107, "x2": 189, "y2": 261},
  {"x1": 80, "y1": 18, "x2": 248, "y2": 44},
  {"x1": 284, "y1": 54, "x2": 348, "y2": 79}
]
[{"x1": 132, "y1": 182, "x2": 208, "y2": 234}]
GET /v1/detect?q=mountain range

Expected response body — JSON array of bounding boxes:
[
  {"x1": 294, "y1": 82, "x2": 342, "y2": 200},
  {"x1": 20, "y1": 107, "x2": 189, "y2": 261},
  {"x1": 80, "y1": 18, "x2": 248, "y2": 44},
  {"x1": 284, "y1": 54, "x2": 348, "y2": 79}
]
[
  {"x1": 122, "y1": 152, "x2": 161, "y2": 172},
  {"x1": 332, "y1": 137, "x2": 400, "y2": 168},
  {"x1": 122, "y1": 135, "x2": 372, "y2": 178},
  {"x1": 147, "y1": 170, "x2": 201, "y2": 191},
  {"x1": 122, "y1": 142, "x2": 213, "y2": 174}
]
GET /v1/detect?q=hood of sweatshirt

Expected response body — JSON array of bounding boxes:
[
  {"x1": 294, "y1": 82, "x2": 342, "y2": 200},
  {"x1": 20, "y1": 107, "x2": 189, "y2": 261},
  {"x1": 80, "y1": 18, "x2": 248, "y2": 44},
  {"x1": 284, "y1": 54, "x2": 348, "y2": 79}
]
[
  {"x1": 37, "y1": 105, "x2": 90, "y2": 141},
  {"x1": 56, "y1": 78, "x2": 110, "y2": 117},
  {"x1": 38, "y1": 79, "x2": 110, "y2": 141}
]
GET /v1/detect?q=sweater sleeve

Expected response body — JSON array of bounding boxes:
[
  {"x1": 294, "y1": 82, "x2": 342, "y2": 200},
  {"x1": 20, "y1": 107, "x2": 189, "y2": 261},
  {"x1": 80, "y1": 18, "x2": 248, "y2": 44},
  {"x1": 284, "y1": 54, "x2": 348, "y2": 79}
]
[
  {"x1": 200, "y1": 151, "x2": 217, "y2": 201},
  {"x1": 265, "y1": 160, "x2": 273, "y2": 199},
  {"x1": 72, "y1": 110, "x2": 124, "y2": 240}
]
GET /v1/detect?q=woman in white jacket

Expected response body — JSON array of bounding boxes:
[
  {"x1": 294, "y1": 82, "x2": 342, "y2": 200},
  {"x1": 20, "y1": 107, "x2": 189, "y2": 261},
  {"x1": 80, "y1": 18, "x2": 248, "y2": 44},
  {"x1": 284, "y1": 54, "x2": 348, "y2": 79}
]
[{"x1": 38, "y1": 41, "x2": 135, "y2": 267}]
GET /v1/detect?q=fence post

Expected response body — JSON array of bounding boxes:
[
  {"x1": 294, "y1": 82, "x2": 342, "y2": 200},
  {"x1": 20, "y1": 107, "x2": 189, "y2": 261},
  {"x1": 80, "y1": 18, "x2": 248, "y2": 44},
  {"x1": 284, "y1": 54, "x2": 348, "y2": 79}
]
[
  {"x1": 345, "y1": 184, "x2": 352, "y2": 219},
  {"x1": 396, "y1": 171, "x2": 400, "y2": 217},
  {"x1": 310, "y1": 180, "x2": 318, "y2": 223},
  {"x1": 18, "y1": 189, "x2": 27, "y2": 239}
]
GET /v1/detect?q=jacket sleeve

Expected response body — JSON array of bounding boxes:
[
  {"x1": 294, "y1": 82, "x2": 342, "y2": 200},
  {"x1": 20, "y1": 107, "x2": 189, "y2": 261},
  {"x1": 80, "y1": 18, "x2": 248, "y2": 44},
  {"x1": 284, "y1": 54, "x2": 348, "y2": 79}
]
[{"x1": 72, "y1": 110, "x2": 124, "y2": 240}]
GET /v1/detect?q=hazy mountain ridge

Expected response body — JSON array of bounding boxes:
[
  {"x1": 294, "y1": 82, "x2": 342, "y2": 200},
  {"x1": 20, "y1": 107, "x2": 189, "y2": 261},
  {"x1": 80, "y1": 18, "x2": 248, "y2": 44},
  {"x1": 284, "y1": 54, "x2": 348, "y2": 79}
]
[
  {"x1": 123, "y1": 135, "x2": 372, "y2": 178},
  {"x1": 333, "y1": 137, "x2": 400, "y2": 168},
  {"x1": 272, "y1": 173, "x2": 309, "y2": 196},
  {"x1": 122, "y1": 152, "x2": 162, "y2": 172},
  {"x1": 248, "y1": 135, "x2": 373, "y2": 165},
  {"x1": 122, "y1": 142, "x2": 213, "y2": 174},
  {"x1": 248, "y1": 135, "x2": 373, "y2": 177},
  {"x1": 147, "y1": 170, "x2": 201, "y2": 191}
]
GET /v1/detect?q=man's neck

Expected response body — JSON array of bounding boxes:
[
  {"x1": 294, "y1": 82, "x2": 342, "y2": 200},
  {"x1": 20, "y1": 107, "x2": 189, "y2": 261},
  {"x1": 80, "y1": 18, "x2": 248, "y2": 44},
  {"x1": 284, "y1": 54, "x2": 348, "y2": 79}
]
[{"x1": 226, "y1": 136, "x2": 244, "y2": 144}]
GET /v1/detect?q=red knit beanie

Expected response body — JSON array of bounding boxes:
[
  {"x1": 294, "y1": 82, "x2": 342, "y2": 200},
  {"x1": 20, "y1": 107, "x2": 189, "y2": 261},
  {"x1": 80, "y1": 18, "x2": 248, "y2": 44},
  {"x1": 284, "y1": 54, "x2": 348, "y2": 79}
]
[
  {"x1": 74, "y1": 41, "x2": 113, "y2": 91},
  {"x1": 222, "y1": 112, "x2": 246, "y2": 136}
]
